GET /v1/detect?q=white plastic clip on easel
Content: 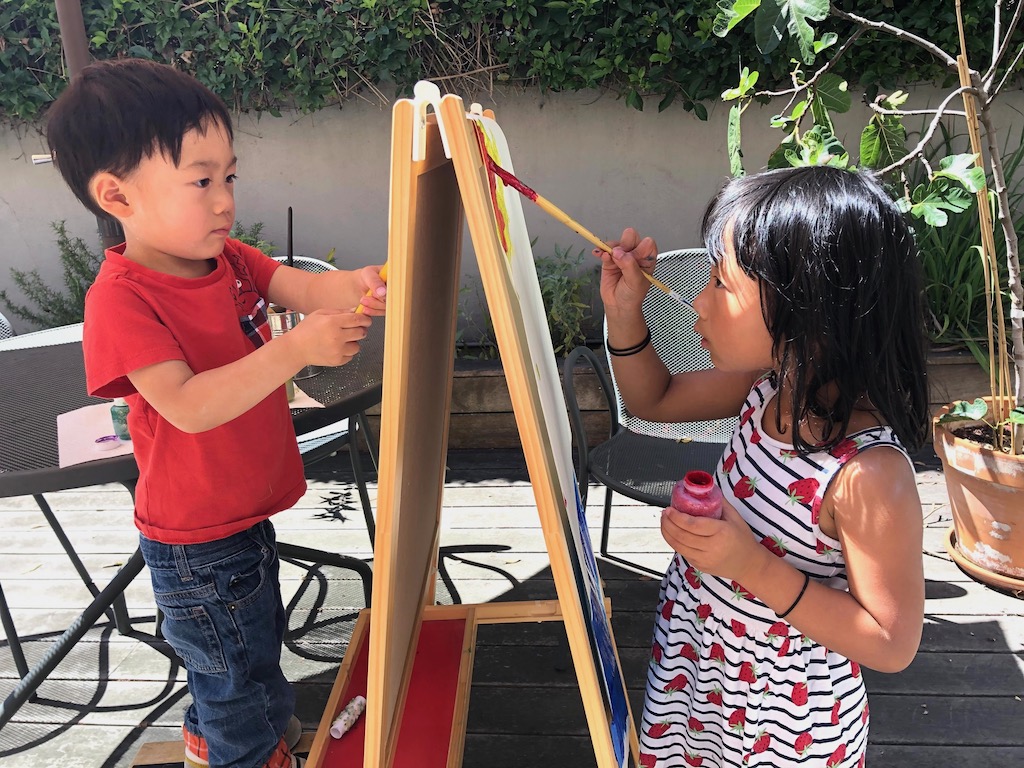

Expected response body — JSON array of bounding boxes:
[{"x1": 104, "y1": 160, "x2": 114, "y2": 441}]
[{"x1": 410, "y1": 80, "x2": 451, "y2": 162}]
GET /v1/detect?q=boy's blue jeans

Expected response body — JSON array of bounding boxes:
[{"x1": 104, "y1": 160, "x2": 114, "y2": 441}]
[{"x1": 140, "y1": 520, "x2": 293, "y2": 768}]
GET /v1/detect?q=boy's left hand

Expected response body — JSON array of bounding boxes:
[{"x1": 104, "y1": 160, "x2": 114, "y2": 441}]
[
  {"x1": 660, "y1": 499, "x2": 766, "y2": 585},
  {"x1": 356, "y1": 265, "x2": 387, "y2": 316}
]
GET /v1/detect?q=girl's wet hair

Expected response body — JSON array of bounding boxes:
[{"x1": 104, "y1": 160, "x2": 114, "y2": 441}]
[
  {"x1": 46, "y1": 58, "x2": 234, "y2": 220},
  {"x1": 701, "y1": 165, "x2": 929, "y2": 453}
]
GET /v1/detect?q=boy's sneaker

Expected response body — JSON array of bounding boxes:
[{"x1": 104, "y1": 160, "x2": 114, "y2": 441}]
[
  {"x1": 263, "y1": 735, "x2": 304, "y2": 768},
  {"x1": 183, "y1": 717, "x2": 302, "y2": 768},
  {"x1": 284, "y1": 714, "x2": 302, "y2": 751}
]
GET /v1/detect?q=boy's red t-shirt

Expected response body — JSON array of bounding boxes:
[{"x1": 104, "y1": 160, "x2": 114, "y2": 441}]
[{"x1": 83, "y1": 238, "x2": 305, "y2": 545}]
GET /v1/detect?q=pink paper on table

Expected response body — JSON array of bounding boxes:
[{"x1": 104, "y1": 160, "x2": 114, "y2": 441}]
[
  {"x1": 57, "y1": 403, "x2": 134, "y2": 468},
  {"x1": 56, "y1": 389, "x2": 320, "y2": 468},
  {"x1": 290, "y1": 385, "x2": 324, "y2": 409}
]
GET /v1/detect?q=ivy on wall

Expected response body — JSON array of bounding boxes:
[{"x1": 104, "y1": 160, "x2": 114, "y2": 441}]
[{"x1": 0, "y1": 0, "x2": 1012, "y2": 126}]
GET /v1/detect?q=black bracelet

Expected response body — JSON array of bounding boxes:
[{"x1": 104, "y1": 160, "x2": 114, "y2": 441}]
[
  {"x1": 776, "y1": 572, "x2": 810, "y2": 619},
  {"x1": 606, "y1": 328, "x2": 651, "y2": 357}
]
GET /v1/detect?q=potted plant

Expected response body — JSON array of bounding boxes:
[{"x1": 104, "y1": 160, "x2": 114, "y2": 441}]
[{"x1": 713, "y1": 0, "x2": 1024, "y2": 590}]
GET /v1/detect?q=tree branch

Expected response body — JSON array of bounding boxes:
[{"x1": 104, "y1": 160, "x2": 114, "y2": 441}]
[
  {"x1": 983, "y1": 0, "x2": 1024, "y2": 88},
  {"x1": 830, "y1": 7, "x2": 959, "y2": 70},
  {"x1": 988, "y1": 43, "x2": 1024, "y2": 104},
  {"x1": 879, "y1": 87, "x2": 976, "y2": 175},
  {"x1": 757, "y1": 28, "x2": 866, "y2": 98}
]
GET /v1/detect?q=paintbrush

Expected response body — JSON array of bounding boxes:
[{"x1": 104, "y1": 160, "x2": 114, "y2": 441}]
[
  {"x1": 485, "y1": 159, "x2": 692, "y2": 311},
  {"x1": 355, "y1": 262, "x2": 388, "y2": 314}
]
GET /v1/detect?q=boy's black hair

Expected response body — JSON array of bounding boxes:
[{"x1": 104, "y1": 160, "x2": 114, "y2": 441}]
[
  {"x1": 45, "y1": 58, "x2": 234, "y2": 220},
  {"x1": 701, "y1": 165, "x2": 929, "y2": 453}
]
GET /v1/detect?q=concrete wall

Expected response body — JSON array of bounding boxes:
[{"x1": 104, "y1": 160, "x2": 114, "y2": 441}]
[{"x1": 3, "y1": 85, "x2": 1022, "y2": 333}]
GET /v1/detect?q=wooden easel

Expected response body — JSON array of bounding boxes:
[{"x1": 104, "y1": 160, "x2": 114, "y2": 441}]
[{"x1": 305, "y1": 83, "x2": 638, "y2": 768}]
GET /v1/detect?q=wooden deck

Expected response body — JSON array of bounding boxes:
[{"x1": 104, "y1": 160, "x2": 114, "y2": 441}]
[{"x1": 1, "y1": 448, "x2": 1022, "y2": 767}]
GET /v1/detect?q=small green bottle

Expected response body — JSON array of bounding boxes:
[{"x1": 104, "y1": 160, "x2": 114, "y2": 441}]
[{"x1": 110, "y1": 398, "x2": 131, "y2": 441}]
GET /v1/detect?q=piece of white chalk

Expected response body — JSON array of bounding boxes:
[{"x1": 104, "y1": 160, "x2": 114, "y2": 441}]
[{"x1": 329, "y1": 695, "x2": 366, "y2": 739}]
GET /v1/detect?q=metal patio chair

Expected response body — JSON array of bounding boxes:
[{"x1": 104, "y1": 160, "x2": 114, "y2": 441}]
[
  {"x1": 562, "y1": 248, "x2": 736, "y2": 569},
  {"x1": 273, "y1": 255, "x2": 380, "y2": 549}
]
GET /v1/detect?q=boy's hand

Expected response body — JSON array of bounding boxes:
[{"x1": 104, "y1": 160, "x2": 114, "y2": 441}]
[
  {"x1": 287, "y1": 309, "x2": 372, "y2": 367},
  {"x1": 355, "y1": 265, "x2": 387, "y2": 316},
  {"x1": 660, "y1": 498, "x2": 768, "y2": 586},
  {"x1": 594, "y1": 227, "x2": 658, "y2": 316}
]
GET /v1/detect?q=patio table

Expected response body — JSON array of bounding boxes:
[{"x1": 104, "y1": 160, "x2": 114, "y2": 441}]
[{"x1": 0, "y1": 324, "x2": 384, "y2": 729}]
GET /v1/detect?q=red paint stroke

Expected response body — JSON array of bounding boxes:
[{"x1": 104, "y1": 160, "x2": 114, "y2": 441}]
[
  {"x1": 487, "y1": 159, "x2": 539, "y2": 202},
  {"x1": 472, "y1": 122, "x2": 510, "y2": 253}
]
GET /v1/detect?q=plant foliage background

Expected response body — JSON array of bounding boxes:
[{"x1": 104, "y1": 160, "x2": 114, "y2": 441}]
[{"x1": 0, "y1": 0, "x2": 1011, "y2": 125}]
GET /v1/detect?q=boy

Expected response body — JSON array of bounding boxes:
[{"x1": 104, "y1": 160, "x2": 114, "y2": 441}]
[{"x1": 45, "y1": 58, "x2": 386, "y2": 768}]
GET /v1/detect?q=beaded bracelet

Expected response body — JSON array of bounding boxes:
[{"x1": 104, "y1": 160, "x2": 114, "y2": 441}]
[
  {"x1": 776, "y1": 571, "x2": 810, "y2": 619},
  {"x1": 606, "y1": 328, "x2": 651, "y2": 357}
]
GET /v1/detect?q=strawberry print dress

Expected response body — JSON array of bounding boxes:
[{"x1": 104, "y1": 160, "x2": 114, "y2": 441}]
[{"x1": 639, "y1": 373, "x2": 911, "y2": 767}]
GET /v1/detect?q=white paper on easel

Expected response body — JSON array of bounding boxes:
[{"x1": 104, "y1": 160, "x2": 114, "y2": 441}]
[{"x1": 57, "y1": 403, "x2": 135, "y2": 467}]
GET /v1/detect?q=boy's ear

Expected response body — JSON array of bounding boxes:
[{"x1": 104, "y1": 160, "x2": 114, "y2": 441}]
[{"x1": 90, "y1": 172, "x2": 132, "y2": 220}]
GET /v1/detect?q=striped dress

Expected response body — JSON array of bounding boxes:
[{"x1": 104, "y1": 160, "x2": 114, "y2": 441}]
[{"x1": 639, "y1": 374, "x2": 910, "y2": 768}]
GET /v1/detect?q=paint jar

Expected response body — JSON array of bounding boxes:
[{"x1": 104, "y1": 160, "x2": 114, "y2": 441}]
[
  {"x1": 670, "y1": 470, "x2": 722, "y2": 519},
  {"x1": 110, "y1": 398, "x2": 131, "y2": 441},
  {"x1": 268, "y1": 307, "x2": 319, "y2": 394}
]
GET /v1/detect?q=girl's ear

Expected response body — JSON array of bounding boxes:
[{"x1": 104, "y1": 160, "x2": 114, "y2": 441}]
[{"x1": 90, "y1": 172, "x2": 132, "y2": 220}]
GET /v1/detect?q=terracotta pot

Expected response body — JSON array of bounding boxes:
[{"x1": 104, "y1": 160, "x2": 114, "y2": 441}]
[{"x1": 933, "y1": 398, "x2": 1024, "y2": 591}]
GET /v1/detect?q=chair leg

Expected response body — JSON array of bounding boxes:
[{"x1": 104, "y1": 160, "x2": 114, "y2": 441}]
[
  {"x1": 0, "y1": 581, "x2": 29, "y2": 679},
  {"x1": 33, "y1": 494, "x2": 128, "y2": 631},
  {"x1": 348, "y1": 418, "x2": 376, "y2": 549},
  {"x1": 355, "y1": 411, "x2": 379, "y2": 473},
  {"x1": 277, "y1": 542, "x2": 373, "y2": 608},
  {"x1": 599, "y1": 485, "x2": 615, "y2": 558}
]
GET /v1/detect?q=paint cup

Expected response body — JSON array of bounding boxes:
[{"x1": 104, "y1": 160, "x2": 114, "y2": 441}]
[{"x1": 268, "y1": 308, "x2": 321, "y2": 381}]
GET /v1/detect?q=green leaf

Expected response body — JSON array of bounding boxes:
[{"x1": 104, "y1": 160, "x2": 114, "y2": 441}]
[
  {"x1": 815, "y1": 73, "x2": 850, "y2": 114},
  {"x1": 909, "y1": 179, "x2": 974, "y2": 225},
  {"x1": 813, "y1": 32, "x2": 838, "y2": 53},
  {"x1": 937, "y1": 398, "x2": 990, "y2": 424},
  {"x1": 934, "y1": 154, "x2": 987, "y2": 193},
  {"x1": 1010, "y1": 407, "x2": 1024, "y2": 425},
  {"x1": 727, "y1": 102, "x2": 745, "y2": 177},
  {"x1": 713, "y1": 0, "x2": 762, "y2": 38},
  {"x1": 752, "y1": 0, "x2": 828, "y2": 64},
  {"x1": 859, "y1": 115, "x2": 907, "y2": 170},
  {"x1": 754, "y1": 0, "x2": 785, "y2": 55}
]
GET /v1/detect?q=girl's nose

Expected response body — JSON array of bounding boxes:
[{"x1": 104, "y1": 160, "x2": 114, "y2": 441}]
[{"x1": 692, "y1": 283, "x2": 711, "y2": 318}]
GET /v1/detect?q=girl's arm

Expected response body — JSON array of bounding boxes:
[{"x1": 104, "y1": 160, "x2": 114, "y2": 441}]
[
  {"x1": 668, "y1": 447, "x2": 924, "y2": 671},
  {"x1": 599, "y1": 228, "x2": 759, "y2": 423},
  {"x1": 267, "y1": 263, "x2": 387, "y2": 315}
]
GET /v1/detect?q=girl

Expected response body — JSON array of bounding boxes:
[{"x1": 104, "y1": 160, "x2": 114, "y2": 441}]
[{"x1": 599, "y1": 166, "x2": 928, "y2": 767}]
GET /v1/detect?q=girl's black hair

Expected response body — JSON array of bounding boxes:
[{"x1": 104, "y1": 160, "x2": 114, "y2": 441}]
[
  {"x1": 45, "y1": 58, "x2": 234, "y2": 220},
  {"x1": 701, "y1": 165, "x2": 929, "y2": 453}
]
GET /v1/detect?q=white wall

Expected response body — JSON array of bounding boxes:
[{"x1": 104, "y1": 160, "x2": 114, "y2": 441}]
[{"x1": 3, "y1": 85, "x2": 1022, "y2": 332}]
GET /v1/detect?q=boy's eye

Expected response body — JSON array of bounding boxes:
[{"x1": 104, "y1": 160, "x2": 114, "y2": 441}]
[
  {"x1": 226, "y1": 174, "x2": 238, "y2": 183},
  {"x1": 195, "y1": 178, "x2": 211, "y2": 188}
]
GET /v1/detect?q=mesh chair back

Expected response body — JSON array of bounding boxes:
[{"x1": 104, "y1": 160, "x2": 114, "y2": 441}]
[
  {"x1": 273, "y1": 255, "x2": 337, "y2": 273},
  {"x1": 0, "y1": 311, "x2": 12, "y2": 340},
  {"x1": 604, "y1": 248, "x2": 737, "y2": 442}
]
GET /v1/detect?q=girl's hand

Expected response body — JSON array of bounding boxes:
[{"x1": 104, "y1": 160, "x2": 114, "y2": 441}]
[
  {"x1": 594, "y1": 227, "x2": 658, "y2": 317},
  {"x1": 660, "y1": 498, "x2": 767, "y2": 585},
  {"x1": 355, "y1": 264, "x2": 387, "y2": 316}
]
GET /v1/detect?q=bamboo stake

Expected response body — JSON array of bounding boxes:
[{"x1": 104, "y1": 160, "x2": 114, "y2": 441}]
[{"x1": 955, "y1": 0, "x2": 1012, "y2": 444}]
